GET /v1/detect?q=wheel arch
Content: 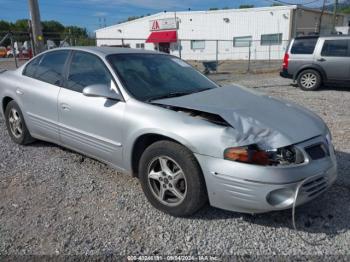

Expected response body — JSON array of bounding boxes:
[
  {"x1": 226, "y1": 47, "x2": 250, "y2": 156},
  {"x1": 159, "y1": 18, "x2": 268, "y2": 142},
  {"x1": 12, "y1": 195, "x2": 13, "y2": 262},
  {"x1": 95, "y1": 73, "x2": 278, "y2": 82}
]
[
  {"x1": 130, "y1": 133, "x2": 196, "y2": 178},
  {"x1": 1, "y1": 96, "x2": 14, "y2": 116},
  {"x1": 293, "y1": 65, "x2": 327, "y2": 82}
]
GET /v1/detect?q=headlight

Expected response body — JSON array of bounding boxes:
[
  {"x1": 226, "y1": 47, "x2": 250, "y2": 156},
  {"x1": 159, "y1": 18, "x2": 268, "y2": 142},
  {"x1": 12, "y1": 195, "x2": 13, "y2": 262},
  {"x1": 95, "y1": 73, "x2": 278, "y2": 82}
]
[
  {"x1": 224, "y1": 145, "x2": 304, "y2": 166},
  {"x1": 224, "y1": 146, "x2": 270, "y2": 165}
]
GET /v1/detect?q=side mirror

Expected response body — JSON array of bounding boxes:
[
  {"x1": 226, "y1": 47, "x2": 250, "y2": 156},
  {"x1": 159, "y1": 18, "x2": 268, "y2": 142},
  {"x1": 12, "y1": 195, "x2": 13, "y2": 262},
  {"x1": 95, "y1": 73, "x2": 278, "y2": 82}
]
[{"x1": 82, "y1": 84, "x2": 122, "y2": 101}]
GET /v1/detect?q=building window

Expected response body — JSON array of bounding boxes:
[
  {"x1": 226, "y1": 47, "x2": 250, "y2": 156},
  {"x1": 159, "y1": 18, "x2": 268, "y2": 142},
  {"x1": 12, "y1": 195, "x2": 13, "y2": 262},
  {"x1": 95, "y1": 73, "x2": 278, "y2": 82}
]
[
  {"x1": 321, "y1": 40, "x2": 349, "y2": 57},
  {"x1": 191, "y1": 40, "x2": 205, "y2": 50},
  {"x1": 233, "y1": 36, "x2": 252, "y2": 47},
  {"x1": 136, "y1": 43, "x2": 145, "y2": 49},
  {"x1": 261, "y1": 33, "x2": 282, "y2": 45}
]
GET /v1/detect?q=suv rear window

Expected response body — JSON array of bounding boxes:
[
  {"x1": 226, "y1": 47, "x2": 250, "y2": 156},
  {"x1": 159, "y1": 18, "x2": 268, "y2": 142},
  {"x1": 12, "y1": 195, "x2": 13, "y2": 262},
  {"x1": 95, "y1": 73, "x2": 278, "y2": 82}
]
[
  {"x1": 291, "y1": 38, "x2": 318, "y2": 54},
  {"x1": 321, "y1": 40, "x2": 349, "y2": 57}
]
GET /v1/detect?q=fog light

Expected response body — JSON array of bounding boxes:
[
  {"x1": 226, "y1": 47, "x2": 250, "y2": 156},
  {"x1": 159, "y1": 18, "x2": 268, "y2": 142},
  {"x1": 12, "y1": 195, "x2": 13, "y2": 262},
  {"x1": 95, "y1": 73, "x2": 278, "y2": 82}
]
[{"x1": 266, "y1": 188, "x2": 295, "y2": 208}]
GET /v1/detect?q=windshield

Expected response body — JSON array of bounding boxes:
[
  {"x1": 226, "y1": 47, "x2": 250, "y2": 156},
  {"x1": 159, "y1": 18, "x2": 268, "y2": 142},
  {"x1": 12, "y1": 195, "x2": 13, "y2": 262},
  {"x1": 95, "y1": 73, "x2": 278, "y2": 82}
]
[{"x1": 107, "y1": 53, "x2": 218, "y2": 101}]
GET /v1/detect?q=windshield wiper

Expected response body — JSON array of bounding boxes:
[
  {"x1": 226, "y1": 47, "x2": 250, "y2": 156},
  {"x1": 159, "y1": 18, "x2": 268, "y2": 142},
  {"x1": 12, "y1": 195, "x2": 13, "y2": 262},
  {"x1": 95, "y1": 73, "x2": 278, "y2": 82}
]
[
  {"x1": 192, "y1": 87, "x2": 213, "y2": 93},
  {"x1": 147, "y1": 91, "x2": 193, "y2": 102},
  {"x1": 147, "y1": 88, "x2": 214, "y2": 102}
]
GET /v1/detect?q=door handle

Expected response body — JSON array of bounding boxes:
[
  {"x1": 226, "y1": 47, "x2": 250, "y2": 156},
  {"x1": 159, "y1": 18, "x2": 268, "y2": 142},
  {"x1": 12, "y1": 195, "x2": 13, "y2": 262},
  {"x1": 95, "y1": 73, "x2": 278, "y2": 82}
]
[
  {"x1": 317, "y1": 58, "x2": 326, "y2": 62},
  {"x1": 60, "y1": 103, "x2": 71, "y2": 111},
  {"x1": 16, "y1": 89, "x2": 24, "y2": 95}
]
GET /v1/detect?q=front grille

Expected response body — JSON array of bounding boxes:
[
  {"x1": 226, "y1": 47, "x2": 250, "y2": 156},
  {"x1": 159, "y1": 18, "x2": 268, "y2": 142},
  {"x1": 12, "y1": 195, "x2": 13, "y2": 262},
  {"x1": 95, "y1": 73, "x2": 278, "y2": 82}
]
[
  {"x1": 302, "y1": 176, "x2": 328, "y2": 198},
  {"x1": 305, "y1": 143, "x2": 327, "y2": 160}
]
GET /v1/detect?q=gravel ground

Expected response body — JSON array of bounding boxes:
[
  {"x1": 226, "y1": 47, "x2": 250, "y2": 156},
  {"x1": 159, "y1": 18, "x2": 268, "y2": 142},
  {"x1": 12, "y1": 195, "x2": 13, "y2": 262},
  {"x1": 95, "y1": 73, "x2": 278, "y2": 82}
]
[{"x1": 0, "y1": 70, "x2": 349, "y2": 257}]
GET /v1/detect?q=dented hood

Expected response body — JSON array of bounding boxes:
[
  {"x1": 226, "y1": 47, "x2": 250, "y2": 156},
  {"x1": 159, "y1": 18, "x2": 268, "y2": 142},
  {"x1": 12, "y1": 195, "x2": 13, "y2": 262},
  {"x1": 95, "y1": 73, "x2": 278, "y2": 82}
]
[{"x1": 154, "y1": 85, "x2": 326, "y2": 148}]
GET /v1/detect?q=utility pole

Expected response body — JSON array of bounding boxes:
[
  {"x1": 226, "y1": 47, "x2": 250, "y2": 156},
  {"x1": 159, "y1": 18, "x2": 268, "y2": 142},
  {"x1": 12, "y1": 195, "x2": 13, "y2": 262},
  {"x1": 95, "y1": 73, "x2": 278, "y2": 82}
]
[
  {"x1": 317, "y1": 0, "x2": 327, "y2": 34},
  {"x1": 332, "y1": 0, "x2": 339, "y2": 33},
  {"x1": 28, "y1": 0, "x2": 44, "y2": 54}
]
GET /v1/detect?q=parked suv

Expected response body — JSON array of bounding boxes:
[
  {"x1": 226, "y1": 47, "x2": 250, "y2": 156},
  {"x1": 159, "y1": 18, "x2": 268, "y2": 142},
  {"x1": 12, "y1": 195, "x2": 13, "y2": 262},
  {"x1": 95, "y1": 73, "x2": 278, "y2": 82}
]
[{"x1": 280, "y1": 35, "x2": 350, "y2": 90}]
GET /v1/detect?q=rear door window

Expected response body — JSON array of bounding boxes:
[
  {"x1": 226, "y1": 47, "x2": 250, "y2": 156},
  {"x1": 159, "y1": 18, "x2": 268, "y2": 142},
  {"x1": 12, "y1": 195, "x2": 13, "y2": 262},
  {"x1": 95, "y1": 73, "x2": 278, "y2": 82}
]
[
  {"x1": 290, "y1": 38, "x2": 318, "y2": 54},
  {"x1": 34, "y1": 50, "x2": 70, "y2": 86},
  {"x1": 23, "y1": 55, "x2": 43, "y2": 78},
  {"x1": 321, "y1": 40, "x2": 349, "y2": 57}
]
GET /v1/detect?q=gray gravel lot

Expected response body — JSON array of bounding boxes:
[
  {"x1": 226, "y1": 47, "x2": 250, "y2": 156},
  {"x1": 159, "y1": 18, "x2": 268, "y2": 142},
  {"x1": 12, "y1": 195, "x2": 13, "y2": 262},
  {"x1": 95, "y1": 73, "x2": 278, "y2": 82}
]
[{"x1": 0, "y1": 68, "x2": 349, "y2": 257}]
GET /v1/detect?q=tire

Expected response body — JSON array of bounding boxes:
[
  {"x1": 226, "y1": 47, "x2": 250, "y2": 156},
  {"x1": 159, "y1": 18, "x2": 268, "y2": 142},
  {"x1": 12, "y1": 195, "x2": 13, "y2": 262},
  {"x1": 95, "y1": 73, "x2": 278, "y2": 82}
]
[
  {"x1": 297, "y1": 69, "x2": 321, "y2": 91},
  {"x1": 5, "y1": 101, "x2": 34, "y2": 145},
  {"x1": 139, "y1": 140, "x2": 208, "y2": 217}
]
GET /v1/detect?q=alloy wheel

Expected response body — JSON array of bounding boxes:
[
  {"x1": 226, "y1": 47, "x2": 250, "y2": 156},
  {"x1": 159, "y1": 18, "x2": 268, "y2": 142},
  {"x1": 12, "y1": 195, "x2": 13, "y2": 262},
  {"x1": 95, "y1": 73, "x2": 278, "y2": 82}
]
[
  {"x1": 300, "y1": 73, "x2": 317, "y2": 89},
  {"x1": 147, "y1": 156, "x2": 187, "y2": 206},
  {"x1": 8, "y1": 108, "x2": 23, "y2": 139}
]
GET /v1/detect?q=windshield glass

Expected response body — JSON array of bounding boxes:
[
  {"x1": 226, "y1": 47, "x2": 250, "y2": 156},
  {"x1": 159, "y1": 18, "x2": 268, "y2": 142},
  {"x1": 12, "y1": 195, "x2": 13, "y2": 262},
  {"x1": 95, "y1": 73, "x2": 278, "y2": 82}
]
[{"x1": 107, "y1": 53, "x2": 218, "y2": 101}]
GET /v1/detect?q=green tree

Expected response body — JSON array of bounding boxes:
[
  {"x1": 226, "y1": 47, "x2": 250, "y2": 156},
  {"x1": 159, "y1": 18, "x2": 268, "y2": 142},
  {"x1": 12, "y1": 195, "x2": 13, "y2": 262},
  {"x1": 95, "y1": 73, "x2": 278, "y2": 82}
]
[
  {"x1": 13, "y1": 19, "x2": 29, "y2": 32},
  {"x1": 339, "y1": 6, "x2": 350, "y2": 14},
  {"x1": 127, "y1": 15, "x2": 143, "y2": 21},
  {"x1": 0, "y1": 18, "x2": 91, "y2": 47},
  {"x1": 239, "y1": 5, "x2": 255, "y2": 8},
  {"x1": 208, "y1": 7, "x2": 219, "y2": 10},
  {"x1": 0, "y1": 20, "x2": 11, "y2": 32},
  {"x1": 0, "y1": 20, "x2": 12, "y2": 46},
  {"x1": 64, "y1": 26, "x2": 88, "y2": 38},
  {"x1": 42, "y1": 20, "x2": 65, "y2": 33},
  {"x1": 41, "y1": 20, "x2": 65, "y2": 45}
]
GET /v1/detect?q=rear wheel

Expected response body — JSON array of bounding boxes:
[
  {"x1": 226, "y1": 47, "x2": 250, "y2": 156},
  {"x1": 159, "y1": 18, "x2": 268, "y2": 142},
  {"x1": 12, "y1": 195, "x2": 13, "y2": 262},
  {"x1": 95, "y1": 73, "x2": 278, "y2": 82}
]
[
  {"x1": 139, "y1": 141, "x2": 207, "y2": 217},
  {"x1": 297, "y1": 69, "x2": 321, "y2": 91},
  {"x1": 5, "y1": 101, "x2": 34, "y2": 145}
]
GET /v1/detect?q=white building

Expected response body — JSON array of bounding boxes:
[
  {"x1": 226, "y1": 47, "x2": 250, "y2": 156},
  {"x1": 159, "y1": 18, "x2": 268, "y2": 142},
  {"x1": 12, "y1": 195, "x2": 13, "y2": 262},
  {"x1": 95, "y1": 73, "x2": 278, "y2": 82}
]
[{"x1": 95, "y1": 5, "x2": 347, "y2": 60}]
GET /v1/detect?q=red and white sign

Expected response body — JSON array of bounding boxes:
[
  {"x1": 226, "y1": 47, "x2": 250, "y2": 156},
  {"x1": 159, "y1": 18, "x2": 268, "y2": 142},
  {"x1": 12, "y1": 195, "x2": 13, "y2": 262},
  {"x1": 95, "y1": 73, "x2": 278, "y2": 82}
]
[{"x1": 149, "y1": 18, "x2": 177, "y2": 31}]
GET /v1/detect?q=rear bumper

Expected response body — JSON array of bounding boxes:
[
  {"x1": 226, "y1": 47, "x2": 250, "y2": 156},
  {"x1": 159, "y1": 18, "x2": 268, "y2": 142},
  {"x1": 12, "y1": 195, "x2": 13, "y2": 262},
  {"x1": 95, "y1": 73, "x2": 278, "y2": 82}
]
[
  {"x1": 195, "y1": 136, "x2": 337, "y2": 214},
  {"x1": 280, "y1": 69, "x2": 293, "y2": 79}
]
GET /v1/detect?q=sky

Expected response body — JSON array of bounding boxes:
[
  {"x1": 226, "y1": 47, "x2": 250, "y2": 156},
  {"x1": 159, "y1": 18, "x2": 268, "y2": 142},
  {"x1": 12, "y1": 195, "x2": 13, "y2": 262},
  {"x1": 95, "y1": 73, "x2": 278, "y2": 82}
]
[{"x1": 0, "y1": 0, "x2": 328, "y2": 33}]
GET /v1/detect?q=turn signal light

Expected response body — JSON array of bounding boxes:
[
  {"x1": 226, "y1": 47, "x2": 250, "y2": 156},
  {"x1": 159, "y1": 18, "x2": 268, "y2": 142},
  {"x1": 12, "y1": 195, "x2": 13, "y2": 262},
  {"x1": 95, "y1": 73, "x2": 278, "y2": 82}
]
[{"x1": 224, "y1": 146, "x2": 270, "y2": 165}]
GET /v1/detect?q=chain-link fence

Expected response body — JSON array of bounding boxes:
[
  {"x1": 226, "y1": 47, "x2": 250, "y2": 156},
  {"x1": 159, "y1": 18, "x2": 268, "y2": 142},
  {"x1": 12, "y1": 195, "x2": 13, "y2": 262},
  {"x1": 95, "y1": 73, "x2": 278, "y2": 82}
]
[
  {"x1": 1, "y1": 32, "x2": 287, "y2": 74},
  {"x1": 95, "y1": 38, "x2": 288, "y2": 73},
  {"x1": 0, "y1": 31, "x2": 97, "y2": 69}
]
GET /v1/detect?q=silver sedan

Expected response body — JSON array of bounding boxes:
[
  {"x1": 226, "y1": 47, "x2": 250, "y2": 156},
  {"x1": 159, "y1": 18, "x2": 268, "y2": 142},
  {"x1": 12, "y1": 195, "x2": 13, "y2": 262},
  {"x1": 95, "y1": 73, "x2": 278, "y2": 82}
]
[{"x1": 0, "y1": 47, "x2": 337, "y2": 216}]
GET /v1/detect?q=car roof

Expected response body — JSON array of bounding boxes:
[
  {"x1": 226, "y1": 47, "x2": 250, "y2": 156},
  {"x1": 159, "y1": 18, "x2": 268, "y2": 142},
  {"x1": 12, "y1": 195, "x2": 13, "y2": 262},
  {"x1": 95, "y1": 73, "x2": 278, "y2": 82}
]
[
  {"x1": 54, "y1": 46, "x2": 159, "y2": 56},
  {"x1": 294, "y1": 35, "x2": 350, "y2": 40}
]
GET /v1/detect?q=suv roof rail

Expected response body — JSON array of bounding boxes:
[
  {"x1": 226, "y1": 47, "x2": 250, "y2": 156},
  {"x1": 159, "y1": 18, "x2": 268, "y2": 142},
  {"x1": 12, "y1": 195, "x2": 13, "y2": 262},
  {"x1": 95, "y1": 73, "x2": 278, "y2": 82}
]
[
  {"x1": 295, "y1": 34, "x2": 350, "y2": 40},
  {"x1": 294, "y1": 35, "x2": 319, "y2": 40}
]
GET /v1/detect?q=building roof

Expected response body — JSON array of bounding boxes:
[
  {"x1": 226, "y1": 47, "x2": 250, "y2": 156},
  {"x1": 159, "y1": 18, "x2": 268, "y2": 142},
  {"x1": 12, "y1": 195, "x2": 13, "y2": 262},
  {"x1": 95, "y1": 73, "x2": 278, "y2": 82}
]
[
  {"x1": 95, "y1": 5, "x2": 298, "y2": 33},
  {"x1": 95, "y1": 4, "x2": 345, "y2": 33}
]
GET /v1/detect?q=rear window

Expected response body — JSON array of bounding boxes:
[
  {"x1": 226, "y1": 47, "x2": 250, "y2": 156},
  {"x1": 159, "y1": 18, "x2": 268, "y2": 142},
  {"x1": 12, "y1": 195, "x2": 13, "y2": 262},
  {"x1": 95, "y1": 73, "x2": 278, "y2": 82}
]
[
  {"x1": 291, "y1": 38, "x2": 318, "y2": 54},
  {"x1": 34, "y1": 51, "x2": 69, "y2": 86},
  {"x1": 321, "y1": 40, "x2": 349, "y2": 57}
]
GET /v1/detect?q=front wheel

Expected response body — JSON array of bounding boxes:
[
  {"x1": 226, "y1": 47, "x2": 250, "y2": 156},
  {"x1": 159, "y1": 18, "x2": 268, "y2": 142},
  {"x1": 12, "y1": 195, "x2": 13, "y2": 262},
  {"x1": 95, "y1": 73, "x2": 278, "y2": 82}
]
[
  {"x1": 297, "y1": 69, "x2": 321, "y2": 91},
  {"x1": 139, "y1": 141, "x2": 207, "y2": 217}
]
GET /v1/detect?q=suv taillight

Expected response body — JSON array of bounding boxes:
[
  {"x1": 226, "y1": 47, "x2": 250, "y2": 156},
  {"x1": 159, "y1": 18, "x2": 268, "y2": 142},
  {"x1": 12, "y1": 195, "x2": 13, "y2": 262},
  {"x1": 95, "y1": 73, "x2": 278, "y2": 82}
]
[{"x1": 282, "y1": 53, "x2": 289, "y2": 70}]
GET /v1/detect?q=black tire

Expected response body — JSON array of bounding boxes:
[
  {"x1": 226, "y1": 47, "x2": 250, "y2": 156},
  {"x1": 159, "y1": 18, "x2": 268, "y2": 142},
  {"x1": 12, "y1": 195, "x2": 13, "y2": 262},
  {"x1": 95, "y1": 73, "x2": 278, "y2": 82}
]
[
  {"x1": 297, "y1": 69, "x2": 322, "y2": 91},
  {"x1": 139, "y1": 140, "x2": 208, "y2": 217},
  {"x1": 5, "y1": 100, "x2": 34, "y2": 145}
]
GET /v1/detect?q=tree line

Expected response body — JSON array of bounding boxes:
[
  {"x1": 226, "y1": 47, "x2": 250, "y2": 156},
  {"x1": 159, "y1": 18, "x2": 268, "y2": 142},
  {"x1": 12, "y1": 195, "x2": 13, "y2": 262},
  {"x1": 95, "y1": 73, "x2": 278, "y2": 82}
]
[{"x1": 0, "y1": 19, "x2": 91, "y2": 47}]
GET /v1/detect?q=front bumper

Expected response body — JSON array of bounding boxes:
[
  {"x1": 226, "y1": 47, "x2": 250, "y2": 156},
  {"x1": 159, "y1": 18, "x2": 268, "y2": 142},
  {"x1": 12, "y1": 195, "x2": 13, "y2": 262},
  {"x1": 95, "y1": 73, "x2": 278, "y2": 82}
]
[{"x1": 195, "y1": 136, "x2": 337, "y2": 214}]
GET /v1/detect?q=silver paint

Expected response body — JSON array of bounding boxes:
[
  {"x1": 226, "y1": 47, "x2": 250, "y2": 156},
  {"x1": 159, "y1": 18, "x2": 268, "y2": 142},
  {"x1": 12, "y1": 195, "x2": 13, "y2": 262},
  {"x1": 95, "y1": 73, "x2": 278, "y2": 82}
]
[{"x1": 0, "y1": 47, "x2": 337, "y2": 214}]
